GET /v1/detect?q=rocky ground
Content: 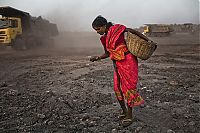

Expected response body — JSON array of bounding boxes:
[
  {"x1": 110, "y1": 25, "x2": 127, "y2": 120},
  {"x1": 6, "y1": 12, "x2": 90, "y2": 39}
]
[{"x1": 0, "y1": 32, "x2": 199, "y2": 133}]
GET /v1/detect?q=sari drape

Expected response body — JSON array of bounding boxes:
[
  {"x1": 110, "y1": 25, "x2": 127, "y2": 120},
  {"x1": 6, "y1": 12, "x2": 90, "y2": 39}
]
[{"x1": 101, "y1": 24, "x2": 144, "y2": 107}]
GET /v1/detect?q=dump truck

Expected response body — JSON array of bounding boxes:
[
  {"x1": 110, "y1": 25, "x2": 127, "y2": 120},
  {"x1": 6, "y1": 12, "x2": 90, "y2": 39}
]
[
  {"x1": 0, "y1": 6, "x2": 58, "y2": 49},
  {"x1": 143, "y1": 24, "x2": 173, "y2": 37}
]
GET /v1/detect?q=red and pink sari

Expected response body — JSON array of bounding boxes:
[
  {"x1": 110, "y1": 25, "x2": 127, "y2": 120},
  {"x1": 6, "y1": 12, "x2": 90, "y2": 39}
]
[{"x1": 100, "y1": 24, "x2": 144, "y2": 107}]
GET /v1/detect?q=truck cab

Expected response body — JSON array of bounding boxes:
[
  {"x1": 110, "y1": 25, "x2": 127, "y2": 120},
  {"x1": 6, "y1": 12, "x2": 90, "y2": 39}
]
[
  {"x1": 0, "y1": 6, "x2": 58, "y2": 50},
  {"x1": 0, "y1": 16, "x2": 22, "y2": 45},
  {"x1": 143, "y1": 25, "x2": 149, "y2": 34}
]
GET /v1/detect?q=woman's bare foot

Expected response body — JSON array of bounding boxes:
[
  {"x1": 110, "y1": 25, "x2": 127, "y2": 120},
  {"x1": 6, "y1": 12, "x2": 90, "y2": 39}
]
[
  {"x1": 118, "y1": 111, "x2": 127, "y2": 120},
  {"x1": 121, "y1": 116, "x2": 133, "y2": 127},
  {"x1": 120, "y1": 105, "x2": 133, "y2": 127}
]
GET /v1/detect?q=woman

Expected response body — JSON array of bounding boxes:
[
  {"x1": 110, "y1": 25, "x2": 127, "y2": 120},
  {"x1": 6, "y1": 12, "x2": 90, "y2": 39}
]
[{"x1": 90, "y1": 15, "x2": 150, "y2": 127}]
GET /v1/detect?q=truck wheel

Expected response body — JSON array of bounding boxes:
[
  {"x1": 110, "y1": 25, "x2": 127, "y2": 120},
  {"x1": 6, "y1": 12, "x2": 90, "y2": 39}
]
[
  {"x1": 12, "y1": 37, "x2": 27, "y2": 50},
  {"x1": 0, "y1": 45, "x2": 6, "y2": 50}
]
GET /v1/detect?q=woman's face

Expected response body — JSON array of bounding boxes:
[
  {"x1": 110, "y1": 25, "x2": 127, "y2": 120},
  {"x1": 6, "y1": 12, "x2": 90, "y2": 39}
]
[{"x1": 93, "y1": 25, "x2": 106, "y2": 35}]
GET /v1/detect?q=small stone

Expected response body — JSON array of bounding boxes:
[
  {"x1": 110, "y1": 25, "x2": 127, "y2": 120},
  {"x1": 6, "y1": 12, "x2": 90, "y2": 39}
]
[
  {"x1": 153, "y1": 79, "x2": 159, "y2": 82},
  {"x1": 167, "y1": 129, "x2": 175, "y2": 133},
  {"x1": 48, "y1": 81, "x2": 53, "y2": 85},
  {"x1": 172, "y1": 108, "x2": 184, "y2": 118},
  {"x1": 188, "y1": 121, "x2": 195, "y2": 126},
  {"x1": 184, "y1": 114, "x2": 190, "y2": 118},
  {"x1": 92, "y1": 116, "x2": 101, "y2": 121},
  {"x1": 48, "y1": 121, "x2": 54, "y2": 125},
  {"x1": 164, "y1": 102, "x2": 170, "y2": 105},
  {"x1": 140, "y1": 104, "x2": 145, "y2": 108},
  {"x1": 37, "y1": 113, "x2": 46, "y2": 119},
  {"x1": 146, "y1": 89, "x2": 153, "y2": 93},
  {"x1": 146, "y1": 105, "x2": 150, "y2": 108},
  {"x1": 141, "y1": 86, "x2": 147, "y2": 90},
  {"x1": 88, "y1": 121, "x2": 97, "y2": 127},
  {"x1": 135, "y1": 127, "x2": 142, "y2": 132},
  {"x1": 59, "y1": 124, "x2": 66, "y2": 127},
  {"x1": 169, "y1": 81, "x2": 178, "y2": 85},
  {"x1": 80, "y1": 121, "x2": 87, "y2": 126},
  {"x1": 59, "y1": 71, "x2": 63, "y2": 74},
  {"x1": 82, "y1": 128, "x2": 88, "y2": 132},
  {"x1": 0, "y1": 82, "x2": 7, "y2": 87},
  {"x1": 111, "y1": 128, "x2": 118, "y2": 133},
  {"x1": 113, "y1": 102, "x2": 118, "y2": 106},
  {"x1": 46, "y1": 90, "x2": 56, "y2": 96},
  {"x1": 7, "y1": 89, "x2": 19, "y2": 96},
  {"x1": 81, "y1": 113, "x2": 90, "y2": 121},
  {"x1": 73, "y1": 99, "x2": 77, "y2": 102}
]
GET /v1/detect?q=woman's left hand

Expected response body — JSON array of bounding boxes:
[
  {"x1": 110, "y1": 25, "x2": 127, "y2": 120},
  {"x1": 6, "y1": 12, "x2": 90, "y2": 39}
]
[{"x1": 89, "y1": 56, "x2": 100, "y2": 62}]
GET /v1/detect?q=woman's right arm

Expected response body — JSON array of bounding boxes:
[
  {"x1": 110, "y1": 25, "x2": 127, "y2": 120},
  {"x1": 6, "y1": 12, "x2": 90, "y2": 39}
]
[
  {"x1": 90, "y1": 36, "x2": 109, "y2": 62},
  {"x1": 99, "y1": 50, "x2": 109, "y2": 59},
  {"x1": 90, "y1": 50, "x2": 109, "y2": 62}
]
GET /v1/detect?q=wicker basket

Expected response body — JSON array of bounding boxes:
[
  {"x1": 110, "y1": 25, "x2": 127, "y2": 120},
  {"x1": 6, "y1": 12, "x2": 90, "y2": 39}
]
[{"x1": 126, "y1": 31, "x2": 157, "y2": 60}]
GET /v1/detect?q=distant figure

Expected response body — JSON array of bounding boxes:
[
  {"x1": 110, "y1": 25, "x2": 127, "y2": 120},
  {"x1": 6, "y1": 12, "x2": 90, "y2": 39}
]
[{"x1": 90, "y1": 15, "x2": 151, "y2": 127}]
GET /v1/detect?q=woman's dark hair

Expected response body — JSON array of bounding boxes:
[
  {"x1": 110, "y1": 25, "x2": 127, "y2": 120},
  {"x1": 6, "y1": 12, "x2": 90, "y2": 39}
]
[
  {"x1": 92, "y1": 15, "x2": 107, "y2": 28},
  {"x1": 92, "y1": 15, "x2": 113, "y2": 29},
  {"x1": 106, "y1": 22, "x2": 113, "y2": 29}
]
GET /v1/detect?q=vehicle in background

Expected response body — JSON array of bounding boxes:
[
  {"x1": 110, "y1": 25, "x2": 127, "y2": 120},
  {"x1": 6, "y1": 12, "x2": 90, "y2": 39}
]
[
  {"x1": 0, "y1": 6, "x2": 58, "y2": 49},
  {"x1": 143, "y1": 24, "x2": 173, "y2": 37}
]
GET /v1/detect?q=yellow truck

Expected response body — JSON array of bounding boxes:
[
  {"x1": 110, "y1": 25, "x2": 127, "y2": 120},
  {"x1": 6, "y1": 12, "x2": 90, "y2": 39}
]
[
  {"x1": 143, "y1": 24, "x2": 173, "y2": 37},
  {"x1": 0, "y1": 6, "x2": 58, "y2": 49}
]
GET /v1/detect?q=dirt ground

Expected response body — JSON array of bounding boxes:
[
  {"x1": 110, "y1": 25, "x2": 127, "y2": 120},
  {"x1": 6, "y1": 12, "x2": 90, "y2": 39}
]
[{"x1": 0, "y1": 32, "x2": 199, "y2": 133}]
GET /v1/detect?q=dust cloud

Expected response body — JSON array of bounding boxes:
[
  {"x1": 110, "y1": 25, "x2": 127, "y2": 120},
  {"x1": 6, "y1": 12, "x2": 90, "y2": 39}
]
[
  {"x1": 0, "y1": 0, "x2": 199, "y2": 32},
  {"x1": 0, "y1": 0, "x2": 199, "y2": 53}
]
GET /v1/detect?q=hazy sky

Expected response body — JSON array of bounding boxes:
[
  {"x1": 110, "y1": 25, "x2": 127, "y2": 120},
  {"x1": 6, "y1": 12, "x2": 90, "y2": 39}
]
[{"x1": 0, "y1": 0, "x2": 199, "y2": 31}]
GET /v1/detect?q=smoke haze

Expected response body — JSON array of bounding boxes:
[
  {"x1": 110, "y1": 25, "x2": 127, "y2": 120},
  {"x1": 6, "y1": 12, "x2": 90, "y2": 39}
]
[{"x1": 0, "y1": 0, "x2": 199, "y2": 31}]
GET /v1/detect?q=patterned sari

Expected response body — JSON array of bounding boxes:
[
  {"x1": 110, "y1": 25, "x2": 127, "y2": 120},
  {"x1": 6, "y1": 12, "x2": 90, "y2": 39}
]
[{"x1": 100, "y1": 24, "x2": 144, "y2": 107}]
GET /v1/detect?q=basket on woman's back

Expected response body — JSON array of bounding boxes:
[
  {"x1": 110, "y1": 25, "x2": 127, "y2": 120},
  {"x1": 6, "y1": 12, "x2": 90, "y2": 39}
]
[{"x1": 126, "y1": 31, "x2": 157, "y2": 60}]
